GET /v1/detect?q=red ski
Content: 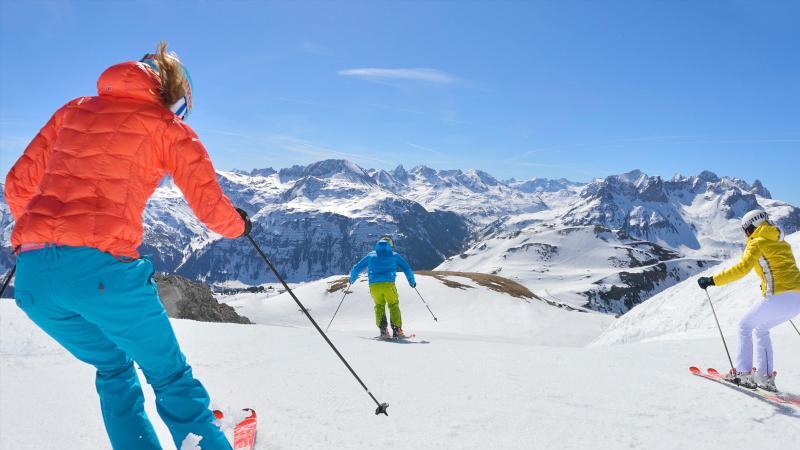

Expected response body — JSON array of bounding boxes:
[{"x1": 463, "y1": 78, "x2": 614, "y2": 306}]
[
  {"x1": 212, "y1": 409, "x2": 258, "y2": 450},
  {"x1": 233, "y1": 409, "x2": 257, "y2": 450},
  {"x1": 376, "y1": 332, "x2": 416, "y2": 340},
  {"x1": 689, "y1": 367, "x2": 799, "y2": 406},
  {"x1": 705, "y1": 368, "x2": 800, "y2": 406}
]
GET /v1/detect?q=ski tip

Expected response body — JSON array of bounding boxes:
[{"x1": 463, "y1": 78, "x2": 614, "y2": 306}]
[
  {"x1": 212, "y1": 410, "x2": 224, "y2": 420},
  {"x1": 242, "y1": 408, "x2": 257, "y2": 419},
  {"x1": 707, "y1": 368, "x2": 721, "y2": 376},
  {"x1": 689, "y1": 366, "x2": 702, "y2": 374}
]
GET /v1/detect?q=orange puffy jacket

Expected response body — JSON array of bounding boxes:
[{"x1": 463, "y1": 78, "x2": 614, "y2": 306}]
[{"x1": 4, "y1": 61, "x2": 245, "y2": 258}]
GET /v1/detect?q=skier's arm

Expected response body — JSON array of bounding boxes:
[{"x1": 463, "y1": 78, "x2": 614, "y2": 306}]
[
  {"x1": 349, "y1": 255, "x2": 369, "y2": 284},
  {"x1": 712, "y1": 239, "x2": 761, "y2": 286},
  {"x1": 396, "y1": 254, "x2": 416, "y2": 287},
  {"x1": 161, "y1": 122, "x2": 245, "y2": 238},
  {"x1": 4, "y1": 110, "x2": 60, "y2": 220}
]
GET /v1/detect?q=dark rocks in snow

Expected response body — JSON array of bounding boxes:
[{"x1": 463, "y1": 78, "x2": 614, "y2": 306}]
[
  {"x1": 154, "y1": 273, "x2": 252, "y2": 324},
  {"x1": 250, "y1": 167, "x2": 277, "y2": 177},
  {"x1": 512, "y1": 177, "x2": 579, "y2": 193},
  {"x1": 583, "y1": 259, "x2": 712, "y2": 314}
]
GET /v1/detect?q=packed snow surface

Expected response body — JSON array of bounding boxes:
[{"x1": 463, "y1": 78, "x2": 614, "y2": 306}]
[{"x1": 3, "y1": 266, "x2": 800, "y2": 449}]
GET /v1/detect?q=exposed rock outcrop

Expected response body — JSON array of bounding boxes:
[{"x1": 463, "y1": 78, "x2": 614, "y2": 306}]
[{"x1": 155, "y1": 274, "x2": 252, "y2": 324}]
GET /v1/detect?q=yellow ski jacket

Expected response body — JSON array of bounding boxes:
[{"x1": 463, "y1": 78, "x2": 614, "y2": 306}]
[{"x1": 713, "y1": 223, "x2": 800, "y2": 297}]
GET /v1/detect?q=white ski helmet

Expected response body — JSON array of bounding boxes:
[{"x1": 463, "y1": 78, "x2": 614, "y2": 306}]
[{"x1": 740, "y1": 209, "x2": 769, "y2": 235}]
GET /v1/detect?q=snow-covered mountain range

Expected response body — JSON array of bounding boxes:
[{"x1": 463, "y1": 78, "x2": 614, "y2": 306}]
[
  {"x1": 1, "y1": 160, "x2": 798, "y2": 313},
  {"x1": 440, "y1": 170, "x2": 799, "y2": 312}
]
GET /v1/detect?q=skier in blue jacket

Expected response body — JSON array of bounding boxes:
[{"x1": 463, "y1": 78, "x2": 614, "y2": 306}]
[{"x1": 349, "y1": 236, "x2": 416, "y2": 338}]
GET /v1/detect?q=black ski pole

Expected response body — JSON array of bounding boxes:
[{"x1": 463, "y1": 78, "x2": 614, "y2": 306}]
[
  {"x1": 413, "y1": 286, "x2": 438, "y2": 322},
  {"x1": 245, "y1": 236, "x2": 389, "y2": 416},
  {"x1": 0, "y1": 265, "x2": 16, "y2": 299},
  {"x1": 703, "y1": 289, "x2": 736, "y2": 375},
  {"x1": 325, "y1": 283, "x2": 350, "y2": 332},
  {"x1": 790, "y1": 320, "x2": 800, "y2": 338}
]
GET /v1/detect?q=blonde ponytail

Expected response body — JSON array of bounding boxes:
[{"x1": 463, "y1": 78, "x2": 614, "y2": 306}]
[{"x1": 150, "y1": 41, "x2": 186, "y2": 108}]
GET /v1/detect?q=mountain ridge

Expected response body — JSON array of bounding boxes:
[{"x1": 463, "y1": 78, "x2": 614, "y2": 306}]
[{"x1": 1, "y1": 161, "x2": 797, "y2": 314}]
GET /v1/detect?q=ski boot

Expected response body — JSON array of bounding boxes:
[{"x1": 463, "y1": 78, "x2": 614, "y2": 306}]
[
  {"x1": 379, "y1": 317, "x2": 390, "y2": 338},
  {"x1": 753, "y1": 371, "x2": 778, "y2": 393},
  {"x1": 392, "y1": 325, "x2": 406, "y2": 338},
  {"x1": 725, "y1": 369, "x2": 757, "y2": 389}
]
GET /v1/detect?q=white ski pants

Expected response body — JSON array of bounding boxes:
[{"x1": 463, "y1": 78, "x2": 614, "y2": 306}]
[{"x1": 736, "y1": 291, "x2": 800, "y2": 376}]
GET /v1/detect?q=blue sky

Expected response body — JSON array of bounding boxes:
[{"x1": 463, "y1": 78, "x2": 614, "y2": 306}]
[{"x1": 1, "y1": 1, "x2": 798, "y2": 203}]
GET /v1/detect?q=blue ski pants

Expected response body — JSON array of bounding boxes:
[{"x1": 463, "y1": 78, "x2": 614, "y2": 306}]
[{"x1": 14, "y1": 245, "x2": 231, "y2": 450}]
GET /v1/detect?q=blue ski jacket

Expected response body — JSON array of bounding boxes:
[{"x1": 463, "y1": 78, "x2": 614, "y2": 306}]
[{"x1": 349, "y1": 240, "x2": 416, "y2": 286}]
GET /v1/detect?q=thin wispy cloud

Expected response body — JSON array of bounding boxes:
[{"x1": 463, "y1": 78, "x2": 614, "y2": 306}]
[
  {"x1": 407, "y1": 142, "x2": 446, "y2": 156},
  {"x1": 338, "y1": 68, "x2": 457, "y2": 84},
  {"x1": 299, "y1": 41, "x2": 335, "y2": 56}
]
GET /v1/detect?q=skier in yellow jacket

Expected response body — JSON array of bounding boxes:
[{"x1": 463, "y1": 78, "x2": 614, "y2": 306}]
[{"x1": 697, "y1": 210, "x2": 800, "y2": 391}]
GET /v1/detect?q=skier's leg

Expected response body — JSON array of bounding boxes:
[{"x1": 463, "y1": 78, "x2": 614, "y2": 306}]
[
  {"x1": 735, "y1": 300, "x2": 761, "y2": 373},
  {"x1": 60, "y1": 249, "x2": 232, "y2": 450},
  {"x1": 369, "y1": 283, "x2": 388, "y2": 328},
  {"x1": 14, "y1": 250, "x2": 161, "y2": 449},
  {"x1": 386, "y1": 283, "x2": 402, "y2": 329},
  {"x1": 746, "y1": 292, "x2": 800, "y2": 377}
]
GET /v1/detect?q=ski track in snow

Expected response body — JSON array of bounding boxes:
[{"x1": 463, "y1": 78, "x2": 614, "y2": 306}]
[{"x1": 4, "y1": 248, "x2": 800, "y2": 449}]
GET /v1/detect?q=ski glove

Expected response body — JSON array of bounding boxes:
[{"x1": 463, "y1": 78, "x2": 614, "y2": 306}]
[
  {"x1": 410, "y1": 282, "x2": 417, "y2": 288},
  {"x1": 235, "y1": 207, "x2": 252, "y2": 237},
  {"x1": 697, "y1": 276, "x2": 715, "y2": 290}
]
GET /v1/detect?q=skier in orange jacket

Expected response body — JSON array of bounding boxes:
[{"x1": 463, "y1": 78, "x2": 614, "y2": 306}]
[{"x1": 5, "y1": 42, "x2": 250, "y2": 449}]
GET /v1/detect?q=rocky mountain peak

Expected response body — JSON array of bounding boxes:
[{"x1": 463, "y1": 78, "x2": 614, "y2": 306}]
[
  {"x1": 303, "y1": 159, "x2": 372, "y2": 182},
  {"x1": 391, "y1": 165, "x2": 409, "y2": 183},
  {"x1": 750, "y1": 179, "x2": 771, "y2": 199},
  {"x1": 249, "y1": 167, "x2": 278, "y2": 177},
  {"x1": 698, "y1": 170, "x2": 720, "y2": 183}
]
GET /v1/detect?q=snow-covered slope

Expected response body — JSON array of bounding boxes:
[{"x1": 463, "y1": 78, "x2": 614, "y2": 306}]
[
  {"x1": 592, "y1": 232, "x2": 800, "y2": 346},
  {"x1": 218, "y1": 271, "x2": 612, "y2": 346},
  {"x1": 3, "y1": 268, "x2": 799, "y2": 449}
]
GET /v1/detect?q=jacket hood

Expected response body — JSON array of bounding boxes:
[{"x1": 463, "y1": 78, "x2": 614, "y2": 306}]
[
  {"x1": 97, "y1": 61, "x2": 162, "y2": 105},
  {"x1": 749, "y1": 222, "x2": 782, "y2": 242},
  {"x1": 375, "y1": 240, "x2": 393, "y2": 255}
]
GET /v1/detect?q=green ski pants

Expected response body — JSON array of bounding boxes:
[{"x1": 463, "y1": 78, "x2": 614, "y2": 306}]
[{"x1": 369, "y1": 282, "x2": 402, "y2": 328}]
